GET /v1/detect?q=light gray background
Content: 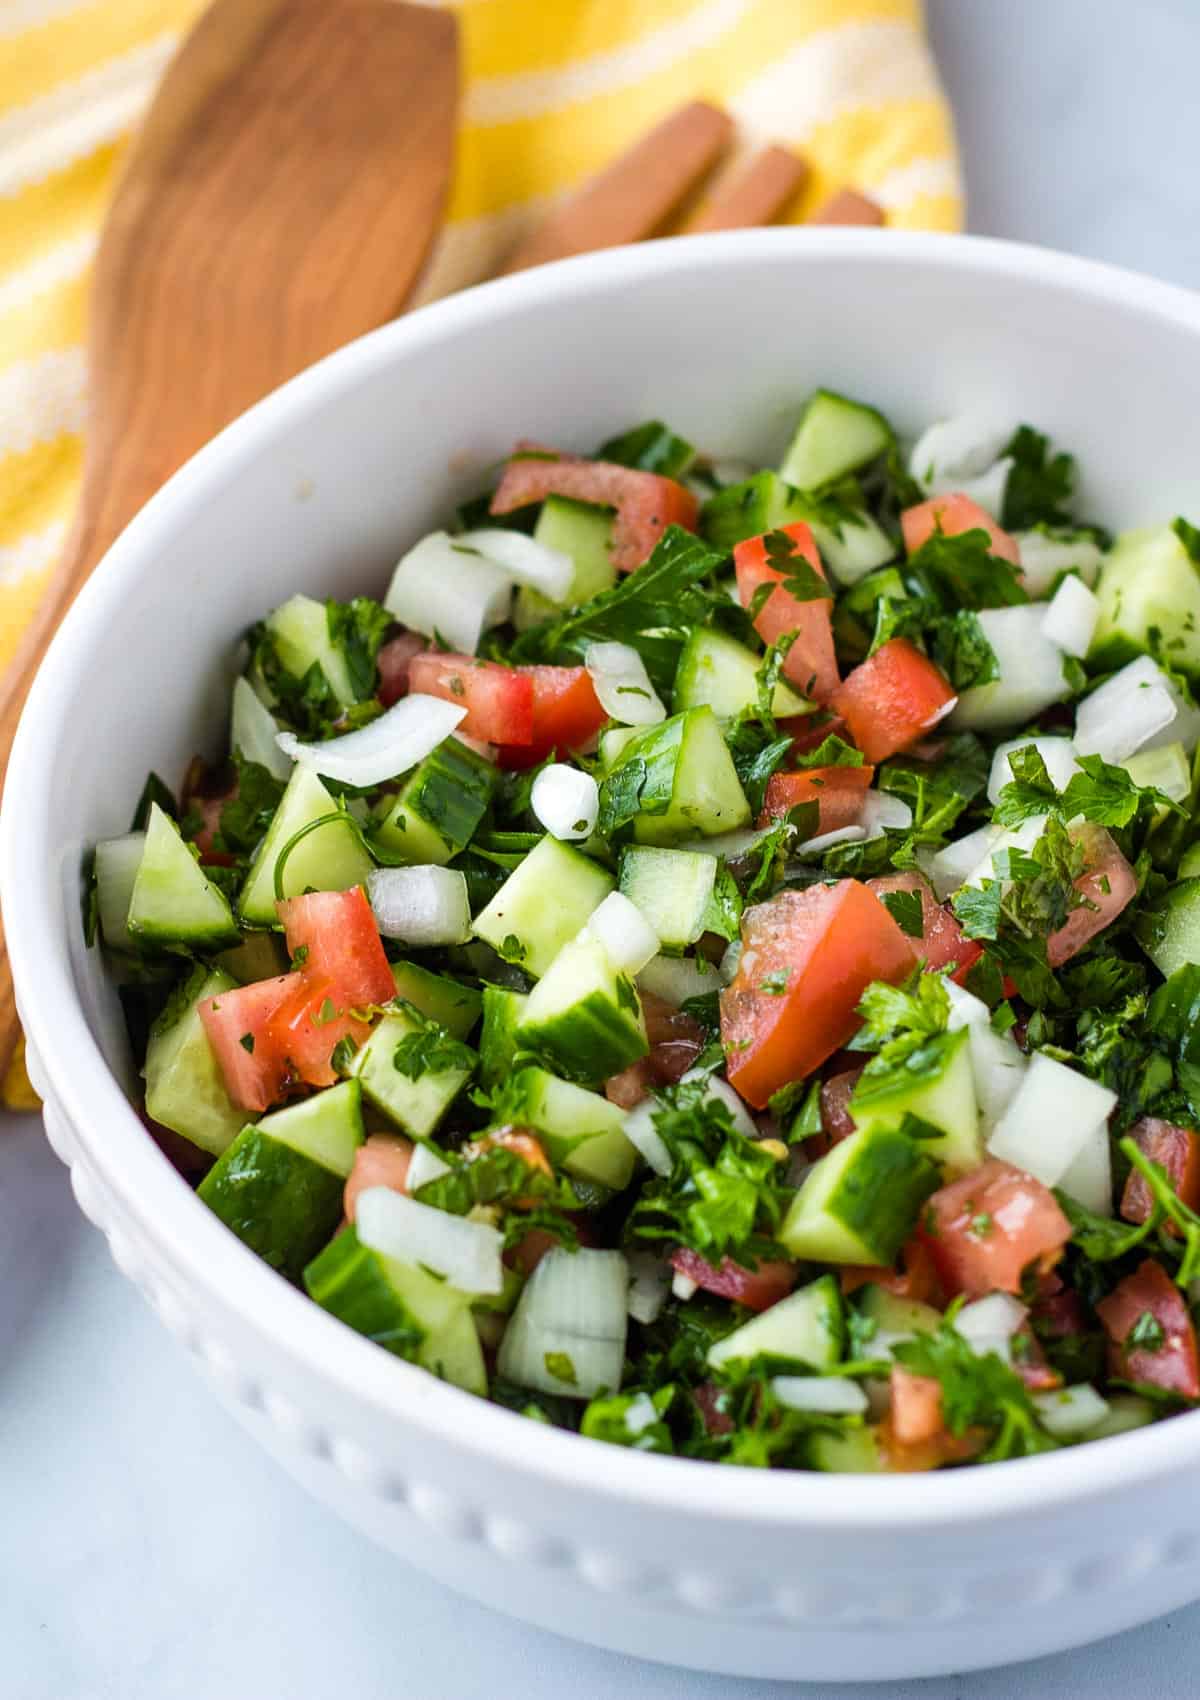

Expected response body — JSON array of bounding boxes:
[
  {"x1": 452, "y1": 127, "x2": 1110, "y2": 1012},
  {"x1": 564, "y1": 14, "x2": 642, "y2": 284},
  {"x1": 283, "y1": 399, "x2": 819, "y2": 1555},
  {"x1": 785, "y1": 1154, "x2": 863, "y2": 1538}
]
[{"x1": 5, "y1": 1, "x2": 1200, "y2": 1693}]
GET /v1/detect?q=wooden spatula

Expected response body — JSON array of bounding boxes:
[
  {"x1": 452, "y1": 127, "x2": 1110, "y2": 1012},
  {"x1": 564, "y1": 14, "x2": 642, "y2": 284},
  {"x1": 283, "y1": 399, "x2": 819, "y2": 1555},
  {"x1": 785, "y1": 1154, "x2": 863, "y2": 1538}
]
[{"x1": 0, "y1": 0, "x2": 457, "y2": 1083}]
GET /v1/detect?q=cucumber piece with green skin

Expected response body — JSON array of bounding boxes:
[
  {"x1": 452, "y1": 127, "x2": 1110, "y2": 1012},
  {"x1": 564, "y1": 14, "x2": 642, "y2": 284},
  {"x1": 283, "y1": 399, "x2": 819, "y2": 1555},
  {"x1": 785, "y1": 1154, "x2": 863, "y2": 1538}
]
[
  {"x1": 143, "y1": 967, "x2": 247, "y2": 1156},
  {"x1": 515, "y1": 496, "x2": 617, "y2": 626},
  {"x1": 672, "y1": 627, "x2": 813, "y2": 723},
  {"x1": 516, "y1": 935, "x2": 648, "y2": 1086},
  {"x1": 807, "y1": 1425, "x2": 886, "y2": 1473},
  {"x1": 706, "y1": 1274, "x2": 846, "y2": 1372},
  {"x1": 1135, "y1": 878, "x2": 1200, "y2": 979},
  {"x1": 1124, "y1": 741, "x2": 1191, "y2": 822},
  {"x1": 606, "y1": 706, "x2": 751, "y2": 847},
  {"x1": 197, "y1": 1080, "x2": 364, "y2": 1278},
  {"x1": 779, "y1": 389, "x2": 894, "y2": 491},
  {"x1": 348, "y1": 1007, "x2": 475, "y2": 1138},
  {"x1": 237, "y1": 765, "x2": 373, "y2": 925},
  {"x1": 1180, "y1": 844, "x2": 1200, "y2": 879},
  {"x1": 127, "y1": 804, "x2": 240, "y2": 950},
  {"x1": 596, "y1": 419, "x2": 696, "y2": 478},
  {"x1": 479, "y1": 985, "x2": 529, "y2": 1088},
  {"x1": 855, "y1": 1284, "x2": 942, "y2": 1357},
  {"x1": 215, "y1": 930, "x2": 289, "y2": 985},
  {"x1": 599, "y1": 726, "x2": 642, "y2": 770},
  {"x1": 390, "y1": 961, "x2": 482, "y2": 1038},
  {"x1": 618, "y1": 845, "x2": 717, "y2": 952},
  {"x1": 1090, "y1": 526, "x2": 1200, "y2": 679},
  {"x1": 500, "y1": 1066, "x2": 638, "y2": 1190},
  {"x1": 779, "y1": 1127, "x2": 941, "y2": 1266},
  {"x1": 304, "y1": 1226, "x2": 486, "y2": 1395},
  {"x1": 373, "y1": 736, "x2": 496, "y2": 866},
  {"x1": 263, "y1": 593, "x2": 358, "y2": 707},
  {"x1": 94, "y1": 831, "x2": 146, "y2": 950},
  {"x1": 472, "y1": 834, "x2": 614, "y2": 977},
  {"x1": 1085, "y1": 1392, "x2": 1156, "y2": 1439},
  {"x1": 849, "y1": 1028, "x2": 982, "y2": 1174}
]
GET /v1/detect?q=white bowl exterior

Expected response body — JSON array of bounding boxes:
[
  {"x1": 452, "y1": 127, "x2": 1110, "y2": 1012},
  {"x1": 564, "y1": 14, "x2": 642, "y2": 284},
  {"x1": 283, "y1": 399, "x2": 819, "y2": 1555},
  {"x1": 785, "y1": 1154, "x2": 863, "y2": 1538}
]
[{"x1": 9, "y1": 231, "x2": 1200, "y2": 1680}]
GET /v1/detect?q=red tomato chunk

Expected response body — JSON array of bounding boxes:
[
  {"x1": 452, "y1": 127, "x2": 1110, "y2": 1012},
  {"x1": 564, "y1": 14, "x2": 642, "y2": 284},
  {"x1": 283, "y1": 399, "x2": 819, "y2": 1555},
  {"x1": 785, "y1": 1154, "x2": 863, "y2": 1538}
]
[
  {"x1": 1047, "y1": 824, "x2": 1137, "y2": 968},
  {"x1": 918, "y1": 1157, "x2": 1072, "y2": 1297},
  {"x1": 277, "y1": 886, "x2": 394, "y2": 1010},
  {"x1": 198, "y1": 973, "x2": 301, "y2": 1112},
  {"x1": 832, "y1": 639, "x2": 957, "y2": 765},
  {"x1": 408, "y1": 653, "x2": 535, "y2": 745},
  {"x1": 1097, "y1": 1259, "x2": 1200, "y2": 1400},
  {"x1": 496, "y1": 665, "x2": 607, "y2": 769},
  {"x1": 1121, "y1": 1118, "x2": 1200, "y2": 1231},
  {"x1": 868, "y1": 869, "x2": 983, "y2": 982},
  {"x1": 758, "y1": 765, "x2": 874, "y2": 833},
  {"x1": 733, "y1": 522, "x2": 839, "y2": 703},
  {"x1": 669, "y1": 1248, "x2": 796, "y2": 1313},
  {"x1": 901, "y1": 492, "x2": 1021, "y2": 566}
]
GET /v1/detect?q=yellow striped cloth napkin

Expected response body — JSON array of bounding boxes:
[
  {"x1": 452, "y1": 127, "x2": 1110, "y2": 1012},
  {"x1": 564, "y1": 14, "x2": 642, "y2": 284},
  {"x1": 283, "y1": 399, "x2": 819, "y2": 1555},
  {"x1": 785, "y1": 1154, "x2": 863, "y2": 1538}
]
[{"x1": 0, "y1": 0, "x2": 962, "y2": 1110}]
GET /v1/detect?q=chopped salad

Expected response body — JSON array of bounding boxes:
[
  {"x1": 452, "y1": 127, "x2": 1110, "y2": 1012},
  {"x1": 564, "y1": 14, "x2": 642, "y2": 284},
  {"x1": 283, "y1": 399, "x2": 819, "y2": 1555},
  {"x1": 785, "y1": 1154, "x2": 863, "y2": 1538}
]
[{"x1": 90, "y1": 390, "x2": 1200, "y2": 1471}]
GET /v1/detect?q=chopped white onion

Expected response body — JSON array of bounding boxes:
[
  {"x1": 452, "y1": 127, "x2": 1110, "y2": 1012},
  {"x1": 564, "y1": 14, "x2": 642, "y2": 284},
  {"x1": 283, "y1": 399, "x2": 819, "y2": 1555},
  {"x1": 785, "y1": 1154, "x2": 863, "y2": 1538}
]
[
  {"x1": 1032, "y1": 1383, "x2": 1110, "y2": 1437},
  {"x1": 231, "y1": 675, "x2": 293, "y2": 780},
  {"x1": 945, "y1": 984, "x2": 1029, "y2": 1133},
  {"x1": 1074, "y1": 656, "x2": 1200, "y2": 763},
  {"x1": 858, "y1": 791, "x2": 914, "y2": 837},
  {"x1": 458, "y1": 527, "x2": 573, "y2": 602},
  {"x1": 711, "y1": 457, "x2": 757, "y2": 487},
  {"x1": 384, "y1": 531, "x2": 512, "y2": 654},
  {"x1": 926, "y1": 824, "x2": 1003, "y2": 900},
  {"x1": 530, "y1": 763, "x2": 599, "y2": 841},
  {"x1": 909, "y1": 414, "x2": 1012, "y2": 490},
  {"x1": 1015, "y1": 530, "x2": 1105, "y2": 597},
  {"x1": 987, "y1": 735, "x2": 1079, "y2": 805},
  {"x1": 622, "y1": 1100, "x2": 673, "y2": 1176},
  {"x1": 943, "y1": 979, "x2": 990, "y2": 1031},
  {"x1": 1042, "y1": 574, "x2": 1100, "y2": 658},
  {"x1": 946, "y1": 457, "x2": 1014, "y2": 520},
  {"x1": 682, "y1": 1069, "x2": 758, "y2": 1137},
  {"x1": 771, "y1": 1376, "x2": 869, "y2": 1415},
  {"x1": 356, "y1": 1186, "x2": 503, "y2": 1295},
  {"x1": 1058, "y1": 1124, "x2": 1113, "y2": 1216},
  {"x1": 638, "y1": 954, "x2": 723, "y2": 1005},
  {"x1": 954, "y1": 1293, "x2": 1027, "y2": 1363},
  {"x1": 962, "y1": 813, "x2": 1049, "y2": 891},
  {"x1": 986, "y1": 1053, "x2": 1117, "y2": 1186},
  {"x1": 627, "y1": 1252, "x2": 671, "y2": 1325},
  {"x1": 793, "y1": 824, "x2": 867, "y2": 858},
  {"x1": 405, "y1": 1141, "x2": 452, "y2": 1195},
  {"x1": 94, "y1": 832, "x2": 146, "y2": 947},
  {"x1": 497, "y1": 1247, "x2": 628, "y2": 1400},
  {"x1": 585, "y1": 641, "x2": 666, "y2": 726},
  {"x1": 277, "y1": 692, "x2": 464, "y2": 787},
  {"x1": 678, "y1": 823, "x2": 790, "y2": 861},
  {"x1": 671, "y1": 1271, "x2": 699, "y2": 1301},
  {"x1": 951, "y1": 605, "x2": 1072, "y2": 731},
  {"x1": 584, "y1": 890, "x2": 660, "y2": 975},
  {"x1": 718, "y1": 939, "x2": 742, "y2": 983},
  {"x1": 368, "y1": 866, "x2": 471, "y2": 947}
]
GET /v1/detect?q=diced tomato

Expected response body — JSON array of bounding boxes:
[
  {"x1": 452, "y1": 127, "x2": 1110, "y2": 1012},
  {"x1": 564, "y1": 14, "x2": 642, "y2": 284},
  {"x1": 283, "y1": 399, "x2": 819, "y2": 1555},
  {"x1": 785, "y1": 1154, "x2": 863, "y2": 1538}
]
[
  {"x1": 867, "y1": 869, "x2": 983, "y2": 982},
  {"x1": 901, "y1": 492, "x2": 1021, "y2": 566},
  {"x1": 890, "y1": 1367, "x2": 944, "y2": 1445},
  {"x1": 693, "y1": 1381, "x2": 735, "y2": 1437},
  {"x1": 604, "y1": 993, "x2": 707, "y2": 1105},
  {"x1": 181, "y1": 757, "x2": 237, "y2": 867},
  {"x1": 1010, "y1": 1333, "x2": 1061, "y2": 1392},
  {"x1": 198, "y1": 973, "x2": 300, "y2": 1111},
  {"x1": 785, "y1": 713, "x2": 848, "y2": 757},
  {"x1": 277, "y1": 886, "x2": 394, "y2": 1010},
  {"x1": 831, "y1": 639, "x2": 957, "y2": 764},
  {"x1": 496, "y1": 665, "x2": 607, "y2": 769},
  {"x1": 840, "y1": 1237, "x2": 942, "y2": 1306},
  {"x1": 733, "y1": 523, "x2": 840, "y2": 703},
  {"x1": 1047, "y1": 824, "x2": 1137, "y2": 967},
  {"x1": 758, "y1": 764, "x2": 874, "y2": 833},
  {"x1": 489, "y1": 442, "x2": 698, "y2": 574},
  {"x1": 1031, "y1": 1285, "x2": 1087, "y2": 1340},
  {"x1": 344, "y1": 1133, "x2": 414, "y2": 1221},
  {"x1": 670, "y1": 1247, "x2": 796, "y2": 1312},
  {"x1": 1121, "y1": 1118, "x2": 1200, "y2": 1232},
  {"x1": 1096, "y1": 1258, "x2": 1200, "y2": 1400},
  {"x1": 604, "y1": 1059, "x2": 654, "y2": 1110},
  {"x1": 810, "y1": 1065, "x2": 862, "y2": 1157},
  {"x1": 376, "y1": 631, "x2": 425, "y2": 708},
  {"x1": 506, "y1": 1212, "x2": 599, "y2": 1276},
  {"x1": 268, "y1": 974, "x2": 372, "y2": 1090},
  {"x1": 918, "y1": 1157, "x2": 1072, "y2": 1298},
  {"x1": 721, "y1": 881, "x2": 917, "y2": 1108},
  {"x1": 408, "y1": 652, "x2": 535, "y2": 745},
  {"x1": 878, "y1": 1419, "x2": 984, "y2": 1473},
  {"x1": 469, "y1": 1127, "x2": 554, "y2": 1182}
]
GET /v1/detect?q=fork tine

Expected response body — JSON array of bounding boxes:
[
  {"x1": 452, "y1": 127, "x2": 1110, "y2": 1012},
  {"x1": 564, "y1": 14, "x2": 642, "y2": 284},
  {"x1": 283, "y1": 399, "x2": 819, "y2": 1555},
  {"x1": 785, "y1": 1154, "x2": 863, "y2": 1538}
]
[
  {"x1": 499, "y1": 100, "x2": 733, "y2": 274},
  {"x1": 687, "y1": 145, "x2": 809, "y2": 233}
]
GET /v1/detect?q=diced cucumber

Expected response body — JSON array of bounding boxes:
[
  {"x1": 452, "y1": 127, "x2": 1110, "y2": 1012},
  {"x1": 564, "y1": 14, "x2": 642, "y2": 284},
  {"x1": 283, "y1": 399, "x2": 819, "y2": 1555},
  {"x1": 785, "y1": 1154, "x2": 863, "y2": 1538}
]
[
  {"x1": 516, "y1": 935, "x2": 648, "y2": 1085},
  {"x1": 197, "y1": 1080, "x2": 364, "y2": 1279},
  {"x1": 531, "y1": 495, "x2": 616, "y2": 605},
  {"x1": 700, "y1": 470, "x2": 810, "y2": 552},
  {"x1": 479, "y1": 985, "x2": 529, "y2": 1087},
  {"x1": 390, "y1": 961, "x2": 481, "y2": 1038},
  {"x1": 1086, "y1": 1391, "x2": 1156, "y2": 1439},
  {"x1": 672, "y1": 627, "x2": 812, "y2": 722},
  {"x1": 304, "y1": 1226, "x2": 486, "y2": 1395},
  {"x1": 596, "y1": 419, "x2": 696, "y2": 479},
  {"x1": 214, "y1": 930, "x2": 289, "y2": 984},
  {"x1": 618, "y1": 845, "x2": 717, "y2": 952},
  {"x1": 126, "y1": 804, "x2": 240, "y2": 950},
  {"x1": 1181, "y1": 844, "x2": 1200, "y2": 879},
  {"x1": 807, "y1": 1425, "x2": 886, "y2": 1473},
  {"x1": 230, "y1": 675, "x2": 292, "y2": 781},
  {"x1": 849, "y1": 1028, "x2": 982, "y2": 1174},
  {"x1": 1124, "y1": 741, "x2": 1191, "y2": 816},
  {"x1": 143, "y1": 967, "x2": 246, "y2": 1156},
  {"x1": 472, "y1": 834, "x2": 613, "y2": 977},
  {"x1": 237, "y1": 765, "x2": 373, "y2": 925},
  {"x1": 780, "y1": 389, "x2": 893, "y2": 491},
  {"x1": 1135, "y1": 878, "x2": 1200, "y2": 979},
  {"x1": 500, "y1": 1066, "x2": 638, "y2": 1190},
  {"x1": 855, "y1": 1284, "x2": 941, "y2": 1356},
  {"x1": 810, "y1": 507, "x2": 897, "y2": 585},
  {"x1": 605, "y1": 707, "x2": 750, "y2": 847},
  {"x1": 779, "y1": 1128, "x2": 940, "y2": 1265},
  {"x1": 599, "y1": 726, "x2": 643, "y2": 770},
  {"x1": 95, "y1": 831, "x2": 146, "y2": 950},
  {"x1": 348, "y1": 1007, "x2": 475, "y2": 1138},
  {"x1": 1090, "y1": 526, "x2": 1200, "y2": 679},
  {"x1": 263, "y1": 593, "x2": 358, "y2": 707},
  {"x1": 373, "y1": 736, "x2": 496, "y2": 866},
  {"x1": 706, "y1": 1274, "x2": 845, "y2": 1372}
]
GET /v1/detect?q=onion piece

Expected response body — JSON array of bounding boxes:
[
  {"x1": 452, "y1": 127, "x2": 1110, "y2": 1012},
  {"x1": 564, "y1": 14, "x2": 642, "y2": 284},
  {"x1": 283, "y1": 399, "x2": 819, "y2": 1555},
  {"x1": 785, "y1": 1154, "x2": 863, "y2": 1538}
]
[
  {"x1": 356, "y1": 1185, "x2": 503, "y2": 1295},
  {"x1": 944, "y1": 981, "x2": 1028, "y2": 1132},
  {"x1": 681, "y1": 1068, "x2": 758, "y2": 1137},
  {"x1": 368, "y1": 866, "x2": 471, "y2": 947},
  {"x1": 530, "y1": 763, "x2": 599, "y2": 841},
  {"x1": 987, "y1": 734, "x2": 1079, "y2": 805},
  {"x1": 584, "y1": 890, "x2": 659, "y2": 974},
  {"x1": 231, "y1": 675, "x2": 293, "y2": 781},
  {"x1": 1042, "y1": 574, "x2": 1100, "y2": 658},
  {"x1": 277, "y1": 692, "x2": 465, "y2": 787},
  {"x1": 908, "y1": 414, "x2": 1012, "y2": 489},
  {"x1": 638, "y1": 954, "x2": 723, "y2": 1005},
  {"x1": 1074, "y1": 655, "x2": 1200, "y2": 763},
  {"x1": 458, "y1": 527, "x2": 573, "y2": 602},
  {"x1": 954, "y1": 1293, "x2": 1027, "y2": 1363},
  {"x1": 951, "y1": 605, "x2": 1072, "y2": 731},
  {"x1": 858, "y1": 791, "x2": 914, "y2": 837},
  {"x1": 792, "y1": 824, "x2": 867, "y2": 858},
  {"x1": 962, "y1": 813, "x2": 1049, "y2": 891},
  {"x1": 622, "y1": 1100, "x2": 673, "y2": 1176},
  {"x1": 94, "y1": 832, "x2": 146, "y2": 948},
  {"x1": 671, "y1": 1271, "x2": 699, "y2": 1301},
  {"x1": 926, "y1": 824, "x2": 1003, "y2": 901},
  {"x1": 384, "y1": 531, "x2": 512, "y2": 654},
  {"x1": 1058, "y1": 1124, "x2": 1113, "y2": 1216},
  {"x1": 585, "y1": 641, "x2": 666, "y2": 726},
  {"x1": 627, "y1": 1252, "x2": 671, "y2": 1325},
  {"x1": 1032, "y1": 1383, "x2": 1110, "y2": 1437},
  {"x1": 771, "y1": 1376, "x2": 869, "y2": 1415},
  {"x1": 406, "y1": 1140, "x2": 452, "y2": 1195},
  {"x1": 986, "y1": 1053, "x2": 1117, "y2": 1186},
  {"x1": 497, "y1": 1246, "x2": 628, "y2": 1400},
  {"x1": 718, "y1": 939, "x2": 742, "y2": 983},
  {"x1": 1014, "y1": 530, "x2": 1105, "y2": 596}
]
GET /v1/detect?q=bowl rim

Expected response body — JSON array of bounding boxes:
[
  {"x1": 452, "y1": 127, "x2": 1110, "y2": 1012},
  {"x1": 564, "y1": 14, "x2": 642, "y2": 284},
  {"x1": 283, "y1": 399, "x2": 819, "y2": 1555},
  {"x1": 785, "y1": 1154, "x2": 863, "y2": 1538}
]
[{"x1": 10, "y1": 226, "x2": 1200, "y2": 1529}]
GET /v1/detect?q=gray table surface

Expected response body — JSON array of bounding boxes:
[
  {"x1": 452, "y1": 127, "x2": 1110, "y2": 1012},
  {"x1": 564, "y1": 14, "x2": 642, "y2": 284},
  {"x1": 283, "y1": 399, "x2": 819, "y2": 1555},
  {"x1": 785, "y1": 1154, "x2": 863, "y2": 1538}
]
[{"x1": 5, "y1": 2, "x2": 1200, "y2": 1693}]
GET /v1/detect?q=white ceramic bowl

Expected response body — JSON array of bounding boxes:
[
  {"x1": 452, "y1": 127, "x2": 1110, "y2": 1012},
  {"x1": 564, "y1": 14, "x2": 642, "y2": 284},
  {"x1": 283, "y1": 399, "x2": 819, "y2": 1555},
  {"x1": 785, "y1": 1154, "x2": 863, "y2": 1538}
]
[{"x1": 7, "y1": 231, "x2": 1200, "y2": 1683}]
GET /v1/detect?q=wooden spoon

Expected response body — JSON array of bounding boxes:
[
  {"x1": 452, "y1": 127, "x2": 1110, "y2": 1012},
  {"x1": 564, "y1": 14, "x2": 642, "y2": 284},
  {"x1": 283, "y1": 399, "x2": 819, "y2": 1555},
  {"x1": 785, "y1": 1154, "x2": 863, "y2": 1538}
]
[{"x1": 0, "y1": 0, "x2": 457, "y2": 1082}]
